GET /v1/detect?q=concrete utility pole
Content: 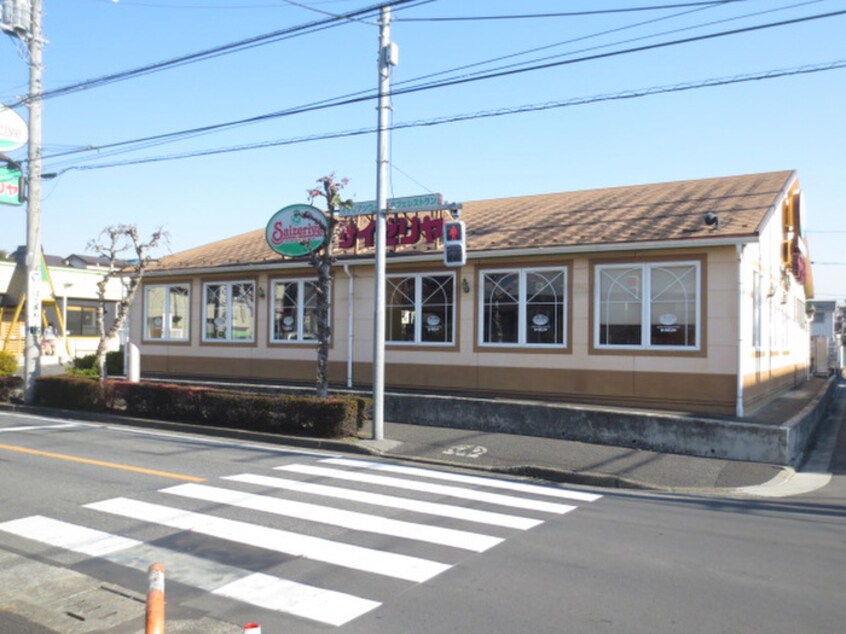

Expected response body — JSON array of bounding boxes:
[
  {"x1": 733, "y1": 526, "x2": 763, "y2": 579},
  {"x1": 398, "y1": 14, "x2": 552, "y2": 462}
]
[
  {"x1": 16, "y1": 0, "x2": 44, "y2": 404},
  {"x1": 372, "y1": 5, "x2": 397, "y2": 441}
]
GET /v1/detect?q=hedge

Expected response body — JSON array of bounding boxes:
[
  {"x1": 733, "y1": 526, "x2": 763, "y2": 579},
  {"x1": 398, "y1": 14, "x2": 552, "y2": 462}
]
[
  {"x1": 34, "y1": 375, "x2": 105, "y2": 410},
  {"x1": 0, "y1": 376, "x2": 23, "y2": 403},
  {"x1": 34, "y1": 376, "x2": 365, "y2": 438}
]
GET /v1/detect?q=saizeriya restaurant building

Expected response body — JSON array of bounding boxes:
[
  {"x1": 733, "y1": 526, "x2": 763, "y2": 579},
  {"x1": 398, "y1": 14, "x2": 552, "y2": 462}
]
[{"x1": 131, "y1": 170, "x2": 814, "y2": 416}]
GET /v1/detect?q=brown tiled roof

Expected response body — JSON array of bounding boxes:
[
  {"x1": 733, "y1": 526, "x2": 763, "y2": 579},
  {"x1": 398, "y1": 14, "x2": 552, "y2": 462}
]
[{"x1": 153, "y1": 170, "x2": 794, "y2": 271}]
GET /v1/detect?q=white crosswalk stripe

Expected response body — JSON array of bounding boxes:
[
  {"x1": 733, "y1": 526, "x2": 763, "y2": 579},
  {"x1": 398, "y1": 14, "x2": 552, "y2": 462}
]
[
  {"x1": 0, "y1": 457, "x2": 602, "y2": 627},
  {"x1": 223, "y1": 472, "x2": 543, "y2": 529},
  {"x1": 322, "y1": 458, "x2": 603, "y2": 502},
  {"x1": 277, "y1": 464, "x2": 579, "y2": 513},
  {"x1": 0, "y1": 516, "x2": 379, "y2": 626},
  {"x1": 85, "y1": 497, "x2": 451, "y2": 583},
  {"x1": 161, "y1": 482, "x2": 503, "y2": 552}
]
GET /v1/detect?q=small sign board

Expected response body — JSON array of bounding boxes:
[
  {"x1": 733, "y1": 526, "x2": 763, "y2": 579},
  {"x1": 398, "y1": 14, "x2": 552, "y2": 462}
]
[
  {"x1": 339, "y1": 193, "x2": 443, "y2": 217},
  {"x1": 0, "y1": 104, "x2": 27, "y2": 152},
  {"x1": 266, "y1": 204, "x2": 327, "y2": 257},
  {"x1": 0, "y1": 165, "x2": 23, "y2": 205}
]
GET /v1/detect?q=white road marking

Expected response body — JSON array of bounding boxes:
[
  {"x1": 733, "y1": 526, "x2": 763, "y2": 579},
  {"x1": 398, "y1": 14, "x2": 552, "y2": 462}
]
[
  {"x1": 322, "y1": 458, "x2": 603, "y2": 503},
  {"x1": 107, "y1": 426, "x2": 341, "y2": 457},
  {"x1": 0, "y1": 423, "x2": 81, "y2": 433},
  {"x1": 216, "y1": 573, "x2": 380, "y2": 626},
  {"x1": 0, "y1": 516, "x2": 379, "y2": 626},
  {"x1": 0, "y1": 515, "x2": 140, "y2": 556},
  {"x1": 224, "y1": 473, "x2": 542, "y2": 530},
  {"x1": 85, "y1": 497, "x2": 450, "y2": 583},
  {"x1": 277, "y1": 464, "x2": 577, "y2": 514},
  {"x1": 162, "y1": 483, "x2": 502, "y2": 552}
]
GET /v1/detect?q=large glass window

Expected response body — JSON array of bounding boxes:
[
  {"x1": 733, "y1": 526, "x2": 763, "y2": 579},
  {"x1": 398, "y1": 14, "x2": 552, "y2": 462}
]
[
  {"x1": 271, "y1": 279, "x2": 320, "y2": 343},
  {"x1": 144, "y1": 284, "x2": 189, "y2": 341},
  {"x1": 596, "y1": 261, "x2": 699, "y2": 350},
  {"x1": 203, "y1": 281, "x2": 255, "y2": 342},
  {"x1": 387, "y1": 273, "x2": 454, "y2": 345},
  {"x1": 481, "y1": 267, "x2": 567, "y2": 347}
]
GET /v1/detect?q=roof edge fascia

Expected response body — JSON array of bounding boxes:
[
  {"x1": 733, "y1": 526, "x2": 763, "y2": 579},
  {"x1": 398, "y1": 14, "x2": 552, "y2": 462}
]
[{"x1": 145, "y1": 235, "x2": 757, "y2": 278}]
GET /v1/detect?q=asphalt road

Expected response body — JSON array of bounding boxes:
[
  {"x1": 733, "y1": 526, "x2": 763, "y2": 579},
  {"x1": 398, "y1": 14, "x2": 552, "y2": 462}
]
[{"x1": 0, "y1": 410, "x2": 844, "y2": 633}]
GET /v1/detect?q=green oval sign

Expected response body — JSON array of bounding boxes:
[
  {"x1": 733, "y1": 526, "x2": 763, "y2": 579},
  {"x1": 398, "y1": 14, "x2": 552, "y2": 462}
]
[{"x1": 266, "y1": 204, "x2": 327, "y2": 257}]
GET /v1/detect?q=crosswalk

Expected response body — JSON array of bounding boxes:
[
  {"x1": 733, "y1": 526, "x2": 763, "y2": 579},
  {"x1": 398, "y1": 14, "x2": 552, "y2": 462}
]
[{"x1": 0, "y1": 454, "x2": 602, "y2": 627}]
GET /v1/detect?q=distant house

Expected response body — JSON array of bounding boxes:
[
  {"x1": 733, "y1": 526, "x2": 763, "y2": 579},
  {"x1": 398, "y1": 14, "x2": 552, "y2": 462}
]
[
  {"x1": 0, "y1": 247, "x2": 125, "y2": 360},
  {"x1": 809, "y1": 300, "x2": 841, "y2": 375},
  {"x1": 130, "y1": 170, "x2": 814, "y2": 416}
]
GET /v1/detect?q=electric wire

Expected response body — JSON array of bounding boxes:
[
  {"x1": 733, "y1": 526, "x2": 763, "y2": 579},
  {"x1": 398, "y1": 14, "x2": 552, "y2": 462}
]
[
  {"x1": 36, "y1": 7, "x2": 846, "y2": 165},
  {"x1": 393, "y1": 0, "x2": 747, "y2": 21},
  {"x1": 41, "y1": 59, "x2": 846, "y2": 173},
  {"x1": 395, "y1": 0, "x2": 824, "y2": 96},
  {"x1": 9, "y1": 0, "x2": 421, "y2": 107}
]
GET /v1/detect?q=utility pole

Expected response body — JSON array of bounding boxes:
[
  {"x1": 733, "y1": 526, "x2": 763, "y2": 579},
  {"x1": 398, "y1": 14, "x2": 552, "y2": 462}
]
[
  {"x1": 23, "y1": 0, "x2": 44, "y2": 404},
  {"x1": 372, "y1": 5, "x2": 397, "y2": 441}
]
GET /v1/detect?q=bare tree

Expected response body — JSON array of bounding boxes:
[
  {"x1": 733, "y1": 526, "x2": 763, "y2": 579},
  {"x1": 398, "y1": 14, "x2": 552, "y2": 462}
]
[
  {"x1": 305, "y1": 175, "x2": 351, "y2": 397},
  {"x1": 87, "y1": 225, "x2": 168, "y2": 384}
]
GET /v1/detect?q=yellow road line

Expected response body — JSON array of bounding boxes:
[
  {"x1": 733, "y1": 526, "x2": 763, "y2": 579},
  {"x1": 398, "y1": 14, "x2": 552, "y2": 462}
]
[{"x1": 0, "y1": 444, "x2": 206, "y2": 482}]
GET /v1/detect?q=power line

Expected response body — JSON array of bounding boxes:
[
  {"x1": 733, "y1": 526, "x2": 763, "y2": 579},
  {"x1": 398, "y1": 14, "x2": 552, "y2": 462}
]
[
  {"x1": 395, "y1": 0, "x2": 822, "y2": 97},
  {"x1": 36, "y1": 7, "x2": 846, "y2": 165},
  {"x1": 10, "y1": 0, "x2": 420, "y2": 107},
  {"x1": 44, "y1": 59, "x2": 846, "y2": 172},
  {"x1": 394, "y1": 0, "x2": 746, "y2": 21}
]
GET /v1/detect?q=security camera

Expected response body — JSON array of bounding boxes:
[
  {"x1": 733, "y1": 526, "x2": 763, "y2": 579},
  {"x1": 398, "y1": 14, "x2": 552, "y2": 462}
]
[
  {"x1": 704, "y1": 212, "x2": 720, "y2": 228},
  {"x1": 448, "y1": 204, "x2": 462, "y2": 220}
]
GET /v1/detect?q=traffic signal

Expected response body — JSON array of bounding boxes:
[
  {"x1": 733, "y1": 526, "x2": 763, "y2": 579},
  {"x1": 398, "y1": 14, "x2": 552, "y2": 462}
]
[{"x1": 443, "y1": 220, "x2": 466, "y2": 267}]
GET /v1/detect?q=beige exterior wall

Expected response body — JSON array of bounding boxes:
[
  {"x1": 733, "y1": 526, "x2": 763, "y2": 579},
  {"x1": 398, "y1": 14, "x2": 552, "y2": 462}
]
[{"x1": 134, "y1": 243, "x2": 758, "y2": 414}]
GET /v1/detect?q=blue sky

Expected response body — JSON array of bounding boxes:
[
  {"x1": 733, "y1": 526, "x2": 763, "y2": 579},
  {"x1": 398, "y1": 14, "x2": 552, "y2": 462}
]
[{"x1": 1, "y1": 0, "x2": 845, "y2": 300}]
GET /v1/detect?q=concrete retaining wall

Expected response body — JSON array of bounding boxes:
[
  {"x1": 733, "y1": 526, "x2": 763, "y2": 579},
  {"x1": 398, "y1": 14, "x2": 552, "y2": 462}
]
[{"x1": 384, "y1": 383, "x2": 833, "y2": 466}]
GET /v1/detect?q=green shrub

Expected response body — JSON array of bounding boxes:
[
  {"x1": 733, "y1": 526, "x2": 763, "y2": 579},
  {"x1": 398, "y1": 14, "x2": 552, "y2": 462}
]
[
  {"x1": 0, "y1": 350, "x2": 17, "y2": 377},
  {"x1": 70, "y1": 350, "x2": 124, "y2": 376},
  {"x1": 120, "y1": 382, "x2": 359, "y2": 437},
  {"x1": 73, "y1": 354, "x2": 97, "y2": 370},
  {"x1": 34, "y1": 375, "x2": 105, "y2": 410},
  {"x1": 107, "y1": 351, "x2": 124, "y2": 375},
  {"x1": 0, "y1": 376, "x2": 23, "y2": 402}
]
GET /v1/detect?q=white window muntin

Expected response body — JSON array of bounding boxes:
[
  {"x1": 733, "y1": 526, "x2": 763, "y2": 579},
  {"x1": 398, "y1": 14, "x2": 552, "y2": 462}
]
[
  {"x1": 202, "y1": 280, "x2": 255, "y2": 343},
  {"x1": 386, "y1": 272, "x2": 455, "y2": 346},
  {"x1": 143, "y1": 284, "x2": 189, "y2": 342},
  {"x1": 594, "y1": 260, "x2": 700, "y2": 351},
  {"x1": 479, "y1": 266, "x2": 568, "y2": 348},
  {"x1": 270, "y1": 278, "x2": 321, "y2": 343}
]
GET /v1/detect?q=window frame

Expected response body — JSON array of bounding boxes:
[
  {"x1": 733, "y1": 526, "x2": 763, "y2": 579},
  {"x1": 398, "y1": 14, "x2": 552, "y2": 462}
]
[
  {"x1": 201, "y1": 279, "x2": 256, "y2": 343},
  {"x1": 143, "y1": 283, "x2": 190, "y2": 342},
  {"x1": 386, "y1": 271, "x2": 456, "y2": 346},
  {"x1": 269, "y1": 277, "x2": 322, "y2": 344},
  {"x1": 478, "y1": 265, "x2": 569, "y2": 349},
  {"x1": 594, "y1": 260, "x2": 701, "y2": 351}
]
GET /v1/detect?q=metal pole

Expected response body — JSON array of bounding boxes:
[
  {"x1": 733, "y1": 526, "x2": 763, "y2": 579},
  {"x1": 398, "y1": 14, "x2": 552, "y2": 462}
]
[
  {"x1": 23, "y1": 0, "x2": 44, "y2": 404},
  {"x1": 372, "y1": 6, "x2": 394, "y2": 441}
]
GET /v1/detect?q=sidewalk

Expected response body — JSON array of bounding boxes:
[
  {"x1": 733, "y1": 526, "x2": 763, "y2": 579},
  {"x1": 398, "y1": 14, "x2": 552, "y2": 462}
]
[{"x1": 4, "y1": 374, "x2": 842, "y2": 493}]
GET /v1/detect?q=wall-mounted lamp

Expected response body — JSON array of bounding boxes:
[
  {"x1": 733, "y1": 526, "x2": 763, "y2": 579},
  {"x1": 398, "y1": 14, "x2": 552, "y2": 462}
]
[
  {"x1": 257, "y1": 287, "x2": 266, "y2": 300},
  {"x1": 462, "y1": 278, "x2": 471, "y2": 294},
  {"x1": 703, "y1": 212, "x2": 720, "y2": 229}
]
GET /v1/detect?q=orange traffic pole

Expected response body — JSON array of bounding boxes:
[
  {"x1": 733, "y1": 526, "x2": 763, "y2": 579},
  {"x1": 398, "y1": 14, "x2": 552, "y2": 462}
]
[{"x1": 146, "y1": 563, "x2": 165, "y2": 634}]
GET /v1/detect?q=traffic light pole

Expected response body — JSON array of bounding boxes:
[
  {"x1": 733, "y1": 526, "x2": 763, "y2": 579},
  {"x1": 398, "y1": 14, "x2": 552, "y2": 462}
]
[{"x1": 23, "y1": 0, "x2": 44, "y2": 404}]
